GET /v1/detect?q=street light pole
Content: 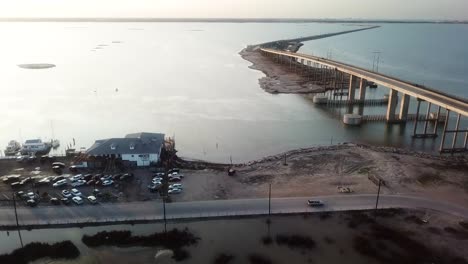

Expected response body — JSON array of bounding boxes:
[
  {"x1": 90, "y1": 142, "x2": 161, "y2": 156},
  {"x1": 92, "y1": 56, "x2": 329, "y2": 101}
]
[{"x1": 12, "y1": 193, "x2": 24, "y2": 248}]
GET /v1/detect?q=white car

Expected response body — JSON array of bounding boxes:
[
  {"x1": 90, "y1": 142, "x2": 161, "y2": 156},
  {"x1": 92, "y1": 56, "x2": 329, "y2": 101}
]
[
  {"x1": 169, "y1": 184, "x2": 183, "y2": 189},
  {"x1": 71, "y1": 188, "x2": 82, "y2": 196},
  {"x1": 153, "y1": 177, "x2": 163, "y2": 182},
  {"x1": 70, "y1": 174, "x2": 83, "y2": 182},
  {"x1": 72, "y1": 196, "x2": 83, "y2": 205},
  {"x1": 168, "y1": 188, "x2": 182, "y2": 194},
  {"x1": 26, "y1": 192, "x2": 36, "y2": 199},
  {"x1": 71, "y1": 180, "x2": 86, "y2": 187},
  {"x1": 87, "y1": 195, "x2": 97, "y2": 204},
  {"x1": 52, "y1": 179, "x2": 67, "y2": 187},
  {"x1": 102, "y1": 180, "x2": 113, "y2": 186}
]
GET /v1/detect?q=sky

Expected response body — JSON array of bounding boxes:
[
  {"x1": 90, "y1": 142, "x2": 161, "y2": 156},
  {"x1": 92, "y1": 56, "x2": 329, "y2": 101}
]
[{"x1": 0, "y1": 0, "x2": 467, "y2": 20}]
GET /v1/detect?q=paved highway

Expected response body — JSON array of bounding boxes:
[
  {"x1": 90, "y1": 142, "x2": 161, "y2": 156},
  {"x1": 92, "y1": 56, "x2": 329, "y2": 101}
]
[
  {"x1": 261, "y1": 48, "x2": 468, "y2": 116},
  {"x1": 1, "y1": 195, "x2": 467, "y2": 228}
]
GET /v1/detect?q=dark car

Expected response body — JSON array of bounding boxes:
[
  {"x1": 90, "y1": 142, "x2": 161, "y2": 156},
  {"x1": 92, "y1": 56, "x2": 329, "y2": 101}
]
[
  {"x1": 20, "y1": 178, "x2": 32, "y2": 185},
  {"x1": 112, "y1": 174, "x2": 122, "y2": 180},
  {"x1": 52, "y1": 176, "x2": 65, "y2": 183},
  {"x1": 307, "y1": 200, "x2": 324, "y2": 207},
  {"x1": 52, "y1": 166, "x2": 62, "y2": 174},
  {"x1": 168, "y1": 177, "x2": 181, "y2": 182},
  {"x1": 169, "y1": 168, "x2": 180, "y2": 174},
  {"x1": 26, "y1": 199, "x2": 37, "y2": 207},
  {"x1": 3, "y1": 176, "x2": 20, "y2": 183},
  {"x1": 11, "y1": 182, "x2": 22, "y2": 188},
  {"x1": 121, "y1": 173, "x2": 134, "y2": 181},
  {"x1": 69, "y1": 166, "x2": 78, "y2": 172},
  {"x1": 61, "y1": 197, "x2": 70, "y2": 205},
  {"x1": 50, "y1": 197, "x2": 60, "y2": 205},
  {"x1": 52, "y1": 162, "x2": 66, "y2": 168},
  {"x1": 83, "y1": 174, "x2": 93, "y2": 181}
]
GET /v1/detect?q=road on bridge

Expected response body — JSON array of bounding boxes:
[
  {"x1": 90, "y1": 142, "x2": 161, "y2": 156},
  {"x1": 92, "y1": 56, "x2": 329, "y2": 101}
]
[{"x1": 1, "y1": 194, "x2": 467, "y2": 228}]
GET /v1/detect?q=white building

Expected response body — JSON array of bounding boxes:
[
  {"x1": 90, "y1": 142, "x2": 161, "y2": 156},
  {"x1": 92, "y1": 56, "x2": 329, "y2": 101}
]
[{"x1": 86, "y1": 132, "x2": 165, "y2": 167}]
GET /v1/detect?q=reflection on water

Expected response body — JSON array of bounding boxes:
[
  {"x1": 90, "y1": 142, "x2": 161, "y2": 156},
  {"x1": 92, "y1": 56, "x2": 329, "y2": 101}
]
[{"x1": 0, "y1": 23, "x2": 466, "y2": 162}]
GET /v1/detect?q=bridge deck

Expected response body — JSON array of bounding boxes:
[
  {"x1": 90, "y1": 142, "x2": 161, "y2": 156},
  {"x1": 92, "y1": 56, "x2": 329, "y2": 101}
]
[{"x1": 261, "y1": 48, "x2": 468, "y2": 117}]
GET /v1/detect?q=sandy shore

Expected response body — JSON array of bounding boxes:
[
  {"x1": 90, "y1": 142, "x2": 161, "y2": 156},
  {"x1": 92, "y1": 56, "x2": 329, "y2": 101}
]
[{"x1": 239, "y1": 46, "x2": 325, "y2": 94}]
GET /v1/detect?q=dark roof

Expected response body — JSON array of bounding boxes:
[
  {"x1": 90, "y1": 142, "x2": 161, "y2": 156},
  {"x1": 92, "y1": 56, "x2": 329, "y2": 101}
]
[
  {"x1": 25, "y1": 139, "x2": 41, "y2": 144},
  {"x1": 86, "y1": 132, "x2": 165, "y2": 156}
]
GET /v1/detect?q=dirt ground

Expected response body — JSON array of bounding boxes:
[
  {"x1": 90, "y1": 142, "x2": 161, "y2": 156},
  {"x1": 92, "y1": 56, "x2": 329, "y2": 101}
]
[
  {"x1": 174, "y1": 144, "x2": 468, "y2": 207},
  {"x1": 1, "y1": 144, "x2": 467, "y2": 208},
  {"x1": 239, "y1": 47, "x2": 325, "y2": 94}
]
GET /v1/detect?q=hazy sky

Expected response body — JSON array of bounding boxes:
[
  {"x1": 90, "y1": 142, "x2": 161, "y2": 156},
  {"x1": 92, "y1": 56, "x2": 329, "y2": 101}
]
[{"x1": 0, "y1": 0, "x2": 467, "y2": 20}]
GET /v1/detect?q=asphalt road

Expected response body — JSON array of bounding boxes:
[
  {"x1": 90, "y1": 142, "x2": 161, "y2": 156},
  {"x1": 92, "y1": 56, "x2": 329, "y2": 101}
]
[{"x1": 1, "y1": 194, "x2": 467, "y2": 228}]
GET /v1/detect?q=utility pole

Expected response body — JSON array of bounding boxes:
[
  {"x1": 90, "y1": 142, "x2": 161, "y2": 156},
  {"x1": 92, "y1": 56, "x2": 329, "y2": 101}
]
[
  {"x1": 374, "y1": 179, "x2": 382, "y2": 217},
  {"x1": 163, "y1": 195, "x2": 167, "y2": 233},
  {"x1": 12, "y1": 193, "x2": 24, "y2": 248},
  {"x1": 268, "y1": 184, "x2": 272, "y2": 216}
]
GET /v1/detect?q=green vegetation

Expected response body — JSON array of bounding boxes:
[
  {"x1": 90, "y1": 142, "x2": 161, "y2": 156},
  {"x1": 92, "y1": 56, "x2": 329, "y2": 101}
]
[{"x1": 0, "y1": 241, "x2": 79, "y2": 264}]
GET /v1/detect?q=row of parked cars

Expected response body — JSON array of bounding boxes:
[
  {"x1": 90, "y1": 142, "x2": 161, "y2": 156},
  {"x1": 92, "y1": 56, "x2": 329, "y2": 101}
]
[{"x1": 147, "y1": 168, "x2": 184, "y2": 194}]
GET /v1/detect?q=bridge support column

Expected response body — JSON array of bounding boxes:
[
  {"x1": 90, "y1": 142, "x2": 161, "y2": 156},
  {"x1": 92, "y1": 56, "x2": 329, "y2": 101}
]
[
  {"x1": 386, "y1": 89, "x2": 398, "y2": 122},
  {"x1": 452, "y1": 113, "x2": 461, "y2": 151},
  {"x1": 348, "y1": 75, "x2": 356, "y2": 100},
  {"x1": 439, "y1": 110, "x2": 450, "y2": 152},
  {"x1": 358, "y1": 78, "x2": 367, "y2": 100},
  {"x1": 412, "y1": 99, "x2": 422, "y2": 136},
  {"x1": 398, "y1": 94, "x2": 410, "y2": 121}
]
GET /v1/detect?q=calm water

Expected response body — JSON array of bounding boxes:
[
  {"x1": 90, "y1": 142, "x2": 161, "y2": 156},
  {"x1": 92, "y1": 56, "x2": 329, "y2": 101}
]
[
  {"x1": 0, "y1": 215, "x2": 379, "y2": 264},
  {"x1": 0, "y1": 22, "x2": 467, "y2": 162}
]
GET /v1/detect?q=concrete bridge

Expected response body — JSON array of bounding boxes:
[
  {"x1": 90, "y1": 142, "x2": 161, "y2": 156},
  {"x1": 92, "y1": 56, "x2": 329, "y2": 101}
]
[{"x1": 260, "y1": 48, "x2": 468, "y2": 153}]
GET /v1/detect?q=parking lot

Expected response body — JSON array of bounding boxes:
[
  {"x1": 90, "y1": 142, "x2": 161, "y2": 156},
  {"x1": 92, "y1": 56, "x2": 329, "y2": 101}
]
[{"x1": 0, "y1": 158, "x2": 197, "y2": 207}]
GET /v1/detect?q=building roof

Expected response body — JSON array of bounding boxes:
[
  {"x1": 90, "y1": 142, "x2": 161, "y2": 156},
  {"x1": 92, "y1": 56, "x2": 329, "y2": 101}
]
[{"x1": 86, "y1": 132, "x2": 165, "y2": 156}]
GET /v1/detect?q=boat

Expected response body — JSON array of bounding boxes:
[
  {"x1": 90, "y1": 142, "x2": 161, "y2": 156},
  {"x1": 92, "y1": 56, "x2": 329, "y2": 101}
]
[
  {"x1": 4, "y1": 140, "x2": 21, "y2": 156},
  {"x1": 20, "y1": 139, "x2": 52, "y2": 155}
]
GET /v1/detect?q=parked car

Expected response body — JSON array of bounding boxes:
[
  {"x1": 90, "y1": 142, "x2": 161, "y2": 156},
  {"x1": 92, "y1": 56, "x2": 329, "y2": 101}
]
[
  {"x1": 169, "y1": 183, "x2": 183, "y2": 189},
  {"x1": 87, "y1": 180, "x2": 95, "y2": 186},
  {"x1": 53, "y1": 179, "x2": 67, "y2": 187},
  {"x1": 147, "y1": 184, "x2": 161, "y2": 192},
  {"x1": 71, "y1": 180, "x2": 86, "y2": 187},
  {"x1": 168, "y1": 188, "x2": 182, "y2": 194},
  {"x1": 100, "y1": 175, "x2": 112, "y2": 181},
  {"x1": 102, "y1": 180, "x2": 113, "y2": 186},
  {"x1": 121, "y1": 173, "x2": 134, "y2": 181},
  {"x1": 69, "y1": 166, "x2": 78, "y2": 172},
  {"x1": 153, "y1": 177, "x2": 163, "y2": 182},
  {"x1": 50, "y1": 197, "x2": 60, "y2": 205},
  {"x1": 70, "y1": 174, "x2": 83, "y2": 182},
  {"x1": 26, "y1": 192, "x2": 36, "y2": 200},
  {"x1": 27, "y1": 199, "x2": 37, "y2": 207},
  {"x1": 112, "y1": 174, "x2": 122, "y2": 180},
  {"x1": 62, "y1": 190, "x2": 72, "y2": 198},
  {"x1": 52, "y1": 162, "x2": 66, "y2": 168},
  {"x1": 52, "y1": 176, "x2": 65, "y2": 183},
  {"x1": 307, "y1": 200, "x2": 324, "y2": 207},
  {"x1": 3, "y1": 176, "x2": 20, "y2": 183},
  {"x1": 20, "y1": 178, "x2": 32, "y2": 185},
  {"x1": 168, "y1": 177, "x2": 181, "y2": 182},
  {"x1": 154, "y1": 172, "x2": 165, "y2": 177},
  {"x1": 10, "y1": 182, "x2": 21, "y2": 188},
  {"x1": 72, "y1": 196, "x2": 83, "y2": 205},
  {"x1": 169, "y1": 168, "x2": 180, "y2": 174},
  {"x1": 61, "y1": 197, "x2": 70, "y2": 205},
  {"x1": 71, "y1": 188, "x2": 82, "y2": 196},
  {"x1": 52, "y1": 167, "x2": 62, "y2": 174},
  {"x1": 37, "y1": 177, "x2": 52, "y2": 185},
  {"x1": 87, "y1": 196, "x2": 97, "y2": 204},
  {"x1": 83, "y1": 174, "x2": 93, "y2": 181}
]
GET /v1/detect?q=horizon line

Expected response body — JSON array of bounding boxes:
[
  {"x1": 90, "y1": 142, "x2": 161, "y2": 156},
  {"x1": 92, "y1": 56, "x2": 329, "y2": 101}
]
[{"x1": 0, "y1": 17, "x2": 467, "y2": 24}]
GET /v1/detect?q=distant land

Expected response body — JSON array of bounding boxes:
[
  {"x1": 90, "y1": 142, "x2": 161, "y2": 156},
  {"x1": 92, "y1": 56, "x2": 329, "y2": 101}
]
[{"x1": 0, "y1": 17, "x2": 467, "y2": 24}]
